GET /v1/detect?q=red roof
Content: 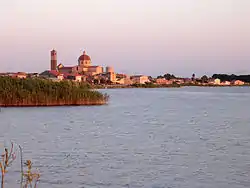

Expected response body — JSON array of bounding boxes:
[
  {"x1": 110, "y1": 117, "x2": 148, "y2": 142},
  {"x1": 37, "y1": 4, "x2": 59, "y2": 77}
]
[
  {"x1": 12, "y1": 72, "x2": 27, "y2": 78},
  {"x1": 48, "y1": 70, "x2": 59, "y2": 76},
  {"x1": 16, "y1": 72, "x2": 27, "y2": 75},
  {"x1": 59, "y1": 66, "x2": 74, "y2": 70},
  {"x1": 78, "y1": 51, "x2": 91, "y2": 61}
]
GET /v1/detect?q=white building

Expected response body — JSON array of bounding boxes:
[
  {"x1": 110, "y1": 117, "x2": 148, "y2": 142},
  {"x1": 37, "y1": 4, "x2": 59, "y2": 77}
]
[
  {"x1": 214, "y1": 78, "x2": 221, "y2": 85},
  {"x1": 131, "y1": 75, "x2": 150, "y2": 84}
]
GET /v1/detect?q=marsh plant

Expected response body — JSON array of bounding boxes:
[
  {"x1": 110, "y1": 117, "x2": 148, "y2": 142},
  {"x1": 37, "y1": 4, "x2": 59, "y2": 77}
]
[
  {"x1": 0, "y1": 142, "x2": 17, "y2": 188},
  {"x1": 0, "y1": 142, "x2": 40, "y2": 188},
  {"x1": 22, "y1": 160, "x2": 40, "y2": 188},
  {"x1": 0, "y1": 77, "x2": 109, "y2": 106}
]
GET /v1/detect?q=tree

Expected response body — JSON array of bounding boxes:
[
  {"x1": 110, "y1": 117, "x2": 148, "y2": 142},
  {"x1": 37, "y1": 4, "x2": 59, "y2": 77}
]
[
  {"x1": 192, "y1": 73, "x2": 195, "y2": 81},
  {"x1": 201, "y1": 75, "x2": 209, "y2": 83},
  {"x1": 157, "y1": 75, "x2": 164, "y2": 79},
  {"x1": 164, "y1": 73, "x2": 176, "y2": 80}
]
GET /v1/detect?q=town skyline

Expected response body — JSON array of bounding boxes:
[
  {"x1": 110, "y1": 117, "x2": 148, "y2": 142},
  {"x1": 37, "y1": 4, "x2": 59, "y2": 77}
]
[
  {"x1": 0, "y1": 48, "x2": 249, "y2": 87},
  {"x1": 0, "y1": 48, "x2": 249, "y2": 78},
  {"x1": 0, "y1": 53, "x2": 250, "y2": 78},
  {"x1": 1, "y1": 0, "x2": 250, "y2": 76}
]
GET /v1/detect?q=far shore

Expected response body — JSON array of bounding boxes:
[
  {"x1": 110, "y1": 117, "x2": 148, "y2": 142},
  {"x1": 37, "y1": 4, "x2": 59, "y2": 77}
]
[{"x1": 93, "y1": 84, "x2": 250, "y2": 89}]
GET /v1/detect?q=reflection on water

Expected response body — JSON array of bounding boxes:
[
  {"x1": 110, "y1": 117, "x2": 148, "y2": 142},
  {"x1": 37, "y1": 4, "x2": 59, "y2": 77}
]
[{"x1": 1, "y1": 87, "x2": 250, "y2": 188}]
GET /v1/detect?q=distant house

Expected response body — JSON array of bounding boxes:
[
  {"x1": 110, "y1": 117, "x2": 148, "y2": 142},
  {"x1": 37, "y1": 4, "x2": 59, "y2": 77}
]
[
  {"x1": 107, "y1": 72, "x2": 116, "y2": 83},
  {"x1": 232, "y1": 80, "x2": 245, "y2": 86},
  {"x1": 57, "y1": 74, "x2": 64, "y2": 81},
  {"x1": 171, "y1": 79, "x2": 184, "y2": 84},
  {"x1": 13, "y1": 72, "x2": 27, "y2": 79},
  {"x1": 58, "y1": 66, "x2": 76, "y2": 74},
  {"x1": 221, "y1": 81, "x2": 231, "y2": 86},
  {"x1": 115, "y1": 74, "x2": 132, "y2": 85},
  {"x1": 214, "y1": 78, "x2": 221, "y2": 85},
  {"x1": 39, "y1": 70, "x2": 64, "y2": 81},
  {"x1": 156, "y1": 78, "x2": 173, "y2": 85},
  {"x1": 0, "y1": 73, "x2": 13, "y2": 77},
  {"x1": 116, "y1": 78, "x2": 125, "y2": 85},
  {"x1": 27, "y1": 73, "x2": 39, "y2": 78},
  {"x1": 115, "y1": 77, "x2": 132, "y2": 85},
  {"x1": 93, "y1": 72, "x2": 117, "y2": 83},
  {"x1": 116, "y1": 74, "x2": 129, "y2": 79},
  {"x1": 183, "y1": 78, "x2": 192, "y2": 84},
  {"x1": 86, "y1": 66, "x2": 103, "y2": 76},
  {"x1": 131, "y1": 75, "x2": 150, "y2": 84},
  {"x1": 66, "y1": 73, "x2": 82, "y2": 82}
]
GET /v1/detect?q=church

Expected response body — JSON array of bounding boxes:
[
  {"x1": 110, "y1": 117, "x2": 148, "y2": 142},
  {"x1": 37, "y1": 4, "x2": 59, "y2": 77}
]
[{"x1": 51, "y1": 49, "x2": 113, "y2": 76}]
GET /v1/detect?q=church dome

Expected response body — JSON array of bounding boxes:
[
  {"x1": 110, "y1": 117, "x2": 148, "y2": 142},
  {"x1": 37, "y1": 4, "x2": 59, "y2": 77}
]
[{"x1": 78, "y1": 51, "x2": 91, "y2": 61}]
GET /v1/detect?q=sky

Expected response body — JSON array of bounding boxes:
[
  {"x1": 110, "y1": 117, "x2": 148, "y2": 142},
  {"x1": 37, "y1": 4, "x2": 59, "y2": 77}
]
[{"x1": 0, "y1": 0, "x2": 250, "y2": 77}]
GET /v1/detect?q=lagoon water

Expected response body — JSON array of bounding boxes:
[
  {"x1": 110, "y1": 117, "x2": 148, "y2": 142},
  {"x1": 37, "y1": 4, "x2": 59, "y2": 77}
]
[{"x1": 1, "y1": 87, "x2": 250, "y2": 188}]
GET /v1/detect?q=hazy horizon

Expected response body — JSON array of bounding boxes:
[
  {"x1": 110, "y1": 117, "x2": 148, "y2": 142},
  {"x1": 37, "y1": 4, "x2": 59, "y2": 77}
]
[{"x1": 1, "y1": 0, "x2": 250, "y2": 77}]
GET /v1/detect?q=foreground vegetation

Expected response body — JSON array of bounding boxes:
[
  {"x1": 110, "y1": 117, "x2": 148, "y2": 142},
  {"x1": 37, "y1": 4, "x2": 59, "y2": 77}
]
[
  {"x1": 0, "y1": 142, "x2": 39, "y2": 188},
  {"x1": 0, "y1": 77, "x2": 108, "y2": 107}
]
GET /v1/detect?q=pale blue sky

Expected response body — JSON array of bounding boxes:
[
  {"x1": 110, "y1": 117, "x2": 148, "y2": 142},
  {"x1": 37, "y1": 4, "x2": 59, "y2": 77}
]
[{"x1": 0, "y1": 0, "x2": 250, "y2": 76}]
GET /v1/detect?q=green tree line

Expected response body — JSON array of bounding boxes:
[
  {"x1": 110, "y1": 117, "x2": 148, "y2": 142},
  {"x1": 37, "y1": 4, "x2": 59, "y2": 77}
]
[
  {"x1": 0, "y1": 77, "x2": 108, "y2": 106},
  {"x1": 212, "y1": 74, "x2": 250, "y2": 82}
]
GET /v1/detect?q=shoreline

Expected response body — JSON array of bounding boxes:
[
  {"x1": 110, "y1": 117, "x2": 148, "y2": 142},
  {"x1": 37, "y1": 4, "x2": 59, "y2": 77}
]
[
  {"x1": 94, "y1": 84, "x2": 250, "y2": 89},
  {"x1": 0, "y1": 100, "x2": 108, "y2": 107}
]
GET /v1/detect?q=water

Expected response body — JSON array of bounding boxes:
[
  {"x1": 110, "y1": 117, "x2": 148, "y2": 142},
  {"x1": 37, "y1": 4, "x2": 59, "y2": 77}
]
[{"x1": 1, "y1": 87, "x2": 250, "y2": 188}]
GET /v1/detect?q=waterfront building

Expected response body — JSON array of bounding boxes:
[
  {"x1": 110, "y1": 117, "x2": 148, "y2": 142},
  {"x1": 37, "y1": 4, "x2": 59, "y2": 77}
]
[
  {"x1": 65, "y1": 73, "x2": 82, "y2": 82},
  {"x1": 131, "y1": 75, "x2": 150, "y2": 84},
  {"x1": 13, "y1": 72, "x2": 27, "y2": 79},
  {"x1": 214, "y1": 78, "x2": 221, "y2": 85},
  {"x1": 46, "y1": 49, "x2": 116, "y2": 83},
  {"x1": 115, "y1": 77, "x2": 132, "y2": 85},
  {"x1": 232, "y1": 80, "x2": 245, "y2": 85},
  {"x1": 107, "y1": 72, "x2": 116, "y2": 83},
  {"x1": 171, "y1": 78, "x2": 184, "y2": 85},
  {"x1": 106, "y1": 66, "x2": 114, "y2": 73},
  {"x1": 222, "y1": 81, "x2": 231, "y2": 86},
  {"x1": 52, "y1": 50, "x2": 112, "y2": 76},
  {"x1": 58, "y1": 66, "x2": 75, "y2": 74},
  {"x1": 0, "y1": 72, "x2": 27, "y2": 79},
  {"x1": 40, "y1": 70, "x2": 64, "y2": 81},
  {"x1": 115, "y1": 74, "x2": 132, "y2": 85},
  {"x1": 27, "y1": 73, "x2": 39, "y2": 78},
  {"x1": 156, "y1": 78, "x2": 173, "y2": 85}
]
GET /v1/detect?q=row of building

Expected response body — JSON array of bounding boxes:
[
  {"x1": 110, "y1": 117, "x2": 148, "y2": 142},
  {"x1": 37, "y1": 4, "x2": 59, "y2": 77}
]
[
  {"x1": 155, "y1": 77, "x2": 246, "y2": 86},
  {"x1": 44, "y1": 49, "x2": 151, "y2": 84},
  {"x1": 210, "y1": 78, "x2": 245, "y2": 86},
  {"x1": 44, "y1": 49, "x2": 117, "y2": 82},
  {"x1": 0, "y1": 49, "x2": 247, "y2": 86},
  {"x1": 0, "y1": 71, "x2": 150, "y2": 85},
  {"x1": 2, "y1": 71, "x2": 245, "y2": 86},
  {"x1": 0, "y1": 49, "x2": 151, "y2": 85}
]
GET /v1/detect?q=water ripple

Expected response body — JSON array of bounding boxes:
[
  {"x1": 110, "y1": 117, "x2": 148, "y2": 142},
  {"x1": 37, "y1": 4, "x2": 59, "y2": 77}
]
[{"x1": 2, "y1": 87, "x2": 250, "y2": 188}]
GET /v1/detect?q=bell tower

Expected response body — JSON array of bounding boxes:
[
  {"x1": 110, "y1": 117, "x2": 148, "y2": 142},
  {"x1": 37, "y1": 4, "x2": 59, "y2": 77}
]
[{"x1": 51, "y1": 49, "x2": 57, "y2": 70}]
